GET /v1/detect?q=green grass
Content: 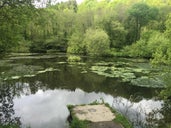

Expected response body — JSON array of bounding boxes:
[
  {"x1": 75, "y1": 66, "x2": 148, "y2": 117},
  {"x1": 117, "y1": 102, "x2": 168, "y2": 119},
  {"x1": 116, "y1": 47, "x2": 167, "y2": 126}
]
[
  {"x1": 104, "y1": 103, "x2": 133, "y2": 128},
  {"x1": 70, "y1": 117, "x2": 88, "y2": 128},
  {"x1": 114, "y1": 113, "x2": 133, "y2": 128}
]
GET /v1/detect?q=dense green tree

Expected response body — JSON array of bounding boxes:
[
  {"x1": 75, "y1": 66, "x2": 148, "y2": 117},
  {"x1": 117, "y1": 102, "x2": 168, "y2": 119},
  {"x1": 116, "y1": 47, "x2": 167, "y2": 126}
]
[
  {"x1": 78, "y1": 0, "x2": 98, "y2": 12},
  {"x1": 53, "y1": 0, "x2": 77, "y2": 12},
  {"x1": 165, "y1": 13, "x2": 171, "y2": 39},
  {"x1": 0, "y1": 0, "x2": 171, "y2": 57},
  {"x1": 0, "y1": 5, "x2": 34, "y2": 52},
  {"x1": 128, "y1": 3, "x2": 159, "y2": 42},
  {"x1": 0, "y1": 0, "x2": 33, "y2": 8},
  {"x1": 67, "y1": 33, "x2": 85, "y2": 54},
  {"x1": 108, "y1": 21, "x2": 127, "y2": 48},
  {"x1": 84, "y1": 28, "x2": 110, "y2": 56},
  {"x1": 124, "y1": 30, "x2": 170, "y2": 59}
]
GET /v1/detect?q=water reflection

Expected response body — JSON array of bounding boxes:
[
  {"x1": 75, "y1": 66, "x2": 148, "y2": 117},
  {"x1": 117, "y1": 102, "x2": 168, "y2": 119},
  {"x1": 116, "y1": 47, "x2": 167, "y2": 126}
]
[
  {"x1": 14, "y1": 88, "x2": 110, "y2": 128},
  {"x1": 0, "y1": 53, "x2": 170, "y2": 127},
  {"x1": 112, "y1": 97, "x2": 163, "y2": 128},
  {"x1": 13, "y1": 85, "x2": 163, "y2": 128},
  {"x1": 0, "y1": 83, "x2": 20, "y2": 125}
]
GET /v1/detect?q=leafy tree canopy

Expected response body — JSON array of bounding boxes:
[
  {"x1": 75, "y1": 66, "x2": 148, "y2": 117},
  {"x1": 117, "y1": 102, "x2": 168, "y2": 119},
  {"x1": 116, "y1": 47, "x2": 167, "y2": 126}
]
[{"x1": 0, "y1": 0, "x2": 33, "y2": 8}]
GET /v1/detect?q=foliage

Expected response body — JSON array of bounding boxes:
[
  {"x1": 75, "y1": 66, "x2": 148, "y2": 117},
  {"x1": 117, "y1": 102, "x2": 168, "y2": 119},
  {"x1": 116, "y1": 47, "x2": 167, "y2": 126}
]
[
  {"x1": 104, "y1": 103, "x2": 133, "y2": 128},
  {"x1": 70, "y1": 117, "x2": 88, "y2": 128},
  {"x1": 1, "y1": 0, "x2": 170, "y2": 58},
  {"x1": 124, "y1": 30, "x2": 170, "y2": 60},
  {"x1": 128, "y1": 2, "x2": 159, "y2": 42},
  {"x1": 124, "y1": 40, "x2": 150, "y2": 58},
  {"x1": 114, "y1": 113, "x2": 133, "y2": 128},
  {"x1": 160, "y1": 72, "x2": 171, "y2": 99},
  {"x1": 109, "y1": 21, "x2": 127, "y2": 48},
  {"x1": 84, "y1": 28, "x2": 110, "y2": 56},
  {"x1": 67, "y1": 33, "x2": 85, "y2": 54},
  {"x1": 53, "y1": 0, "x2": 78, "y2": 12},
  {"x1": 0, "y1": 0, "x2": 33, "y2": 8},
  {"x1": 0, "y1": 2, "x2": 34, "y2": 52},
  {"x1": 165, "y1": 13, "x2": 171, "y2": 39},
  {"x1": 67, "y1": 55, "x2": 81, "y2": 62}
]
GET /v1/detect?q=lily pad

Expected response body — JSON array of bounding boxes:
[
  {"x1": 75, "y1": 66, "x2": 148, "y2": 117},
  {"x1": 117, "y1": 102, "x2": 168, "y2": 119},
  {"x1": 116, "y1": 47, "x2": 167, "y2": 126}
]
[
  {"x1": 11, "y1": 76, "x2": 21, "y2": 80},
  {"x1": 1, "y1": 65, "x2": 60, "y2": 81},
  {"x1": 37, "y1": 68, "x2": 60, "y2": 74},
  {"x1": 9, "y1": 54, "x2": 58, "y2": 60},
  {"x1": 90, "y1": 65, "x2": 136, "y2": 82},
  {"x1": 131, "y1": 76, "x2": 164, "y2": 88},
  {"x1": 23, "y1": 74, "x2": 36, "y2": 78},
  {"x1": 56, "y1": 62, "x2": 67, "y2": 64},
  {"x1": 90, "y1": 62, "x2": 165, "y2": 88}
]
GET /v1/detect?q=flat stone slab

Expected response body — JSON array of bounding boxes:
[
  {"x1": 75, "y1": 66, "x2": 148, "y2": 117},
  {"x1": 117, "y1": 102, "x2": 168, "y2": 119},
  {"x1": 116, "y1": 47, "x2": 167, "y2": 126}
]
[{"x1": 72, "y1": 104, "x2": 115, "y2": 122}]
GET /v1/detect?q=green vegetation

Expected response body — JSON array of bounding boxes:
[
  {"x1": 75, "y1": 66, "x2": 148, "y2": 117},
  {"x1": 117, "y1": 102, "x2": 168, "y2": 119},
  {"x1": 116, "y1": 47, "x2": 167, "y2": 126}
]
[
  {"x1": 160, "y1": 73, "x2": 171, "y2": 99},
  {"x1": 90, "y1": 61, "x2": 164, "y2": 88},
  {"x1": 1, "y1": 0, "x2": 171, "y2": 99},
  {"x1": 67, "y1": 55, "x2": 81, "y2": 62},
  {"x1": 84, "y1": 28, "x2": 110, "y2": 56},
  {"x1": 0, "y1": 63, "x2": 59, "y2": 81},
  {"x1": 103, "y1": 103, "x2": 133, "y2": 128},
  {"x1": 70, "y1": 117, "x2": 88, "y2": 128},
  {"x1": 114, "y1": 112, "x2": 133, "y2": 128},
  {"x1": 1, "y1": 0, "x2": 171, "y2": 61},
  {"x1": 0, "y1": 124, "x2": 20, "y2": 128}
]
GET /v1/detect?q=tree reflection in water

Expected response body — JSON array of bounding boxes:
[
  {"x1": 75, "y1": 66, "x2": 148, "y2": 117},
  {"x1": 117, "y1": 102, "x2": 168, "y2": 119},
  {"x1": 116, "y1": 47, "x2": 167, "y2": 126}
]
[
  {"x1": 0, "y1": 83, "x2": 21, "y2": 126},
  {"x1": 157, "y1": 100, "x2": 171, "y2": 128},
  {"x1": 112, "y1": 96, "x2": 164, "y2": 128}
]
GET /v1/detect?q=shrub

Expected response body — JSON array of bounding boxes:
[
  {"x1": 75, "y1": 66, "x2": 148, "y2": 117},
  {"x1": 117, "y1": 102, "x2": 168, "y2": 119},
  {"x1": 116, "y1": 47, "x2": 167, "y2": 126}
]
[
  {"x1": 67, "y1": 33, "x2": 85, "y2": 54},
  {"x1": 67, "y1": 55, "x2": 81, "y2": 62},
  {"x1": 84, "y1": 28, "x2": 110, "y2": 56},
  {"x1": 123, "y1": 30, "x2": 170, "y2": 59}
]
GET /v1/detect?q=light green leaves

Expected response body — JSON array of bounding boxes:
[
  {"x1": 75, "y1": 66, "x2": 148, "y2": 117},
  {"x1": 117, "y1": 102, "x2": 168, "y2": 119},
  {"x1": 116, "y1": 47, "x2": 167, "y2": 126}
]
[{"x1": 84, "y1": 28, "x2": 110, "y2": 56}]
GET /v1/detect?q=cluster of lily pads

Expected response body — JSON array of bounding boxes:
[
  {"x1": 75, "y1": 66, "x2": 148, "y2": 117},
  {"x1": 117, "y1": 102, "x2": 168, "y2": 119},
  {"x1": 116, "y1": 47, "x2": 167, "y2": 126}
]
[
  {"x1": 90, "y1": 62, "x2": 165, "y2": 88},
  {"x1": 0, "y1": 64, "x2": 60, "y2": 81}
]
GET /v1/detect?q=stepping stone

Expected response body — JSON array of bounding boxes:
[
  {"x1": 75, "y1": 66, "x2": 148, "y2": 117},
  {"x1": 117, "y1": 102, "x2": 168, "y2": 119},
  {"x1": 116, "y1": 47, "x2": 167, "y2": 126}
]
[
  {"x1": 72, "y1": 104, "x2": 115, "y2": 122},
  {"x1": 70, "y1": 104, "x2": 124, "y2": 128}
]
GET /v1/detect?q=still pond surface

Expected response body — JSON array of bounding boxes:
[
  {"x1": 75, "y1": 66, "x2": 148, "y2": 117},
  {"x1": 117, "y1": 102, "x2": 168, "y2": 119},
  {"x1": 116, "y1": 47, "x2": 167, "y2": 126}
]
[{"x1": 0, "y1": 53, "x2": 170, "y2": 128}]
